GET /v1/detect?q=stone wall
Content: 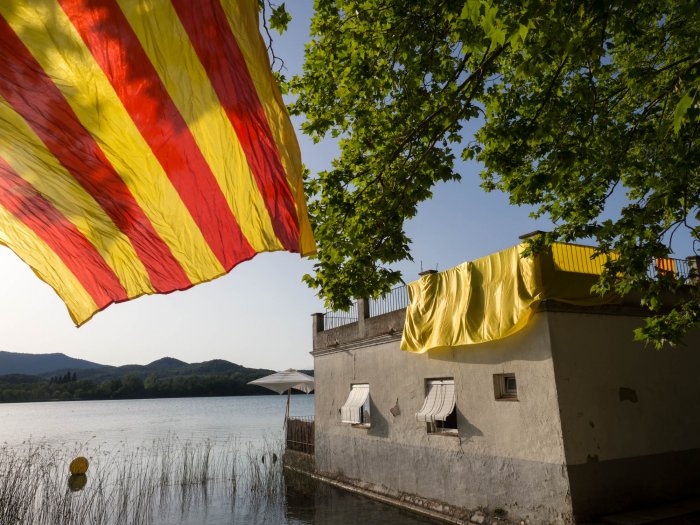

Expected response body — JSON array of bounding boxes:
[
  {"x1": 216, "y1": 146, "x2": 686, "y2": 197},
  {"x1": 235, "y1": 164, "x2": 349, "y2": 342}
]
[
  {"x1": 547, "y1": 308, "x2": 700, "y2": 520},
  {"x1": 312, "y1": 303, "x2": 406, "y2": 352},
  {"x1": 313, "y1": 311, "x2": 574, "y2": 523},
  {"x1": 312, "y1": 300, "x2": 700, "y2": 523}
]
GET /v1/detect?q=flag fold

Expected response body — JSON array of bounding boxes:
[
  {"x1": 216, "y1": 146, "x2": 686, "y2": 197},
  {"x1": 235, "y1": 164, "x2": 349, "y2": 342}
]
[{"x1": 0, "y1": 0, "x2": 314, "y2": 325}]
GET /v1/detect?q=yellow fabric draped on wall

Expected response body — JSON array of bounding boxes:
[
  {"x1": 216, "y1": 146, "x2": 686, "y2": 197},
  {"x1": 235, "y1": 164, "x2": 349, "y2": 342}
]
[{"x1": 401, "y1": 243, "x2": 620, "y2": 353}]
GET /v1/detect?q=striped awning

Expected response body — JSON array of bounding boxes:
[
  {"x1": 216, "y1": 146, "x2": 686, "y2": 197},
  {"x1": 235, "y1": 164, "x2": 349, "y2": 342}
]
[
  {"x1": 340, "y1": 384, "x2": 369, "y2": 424},
  {"x1": 415, "y1": 379, "x2": 455, "y2": 423},
  {"x1": 0, "y1": 0, "x2": 314, "y2": 325}
]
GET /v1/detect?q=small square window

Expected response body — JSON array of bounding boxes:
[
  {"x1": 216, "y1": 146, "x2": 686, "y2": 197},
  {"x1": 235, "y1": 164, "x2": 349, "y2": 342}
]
[{"x1": 494, "y1": 373, "x2": 518, "y2": 401}]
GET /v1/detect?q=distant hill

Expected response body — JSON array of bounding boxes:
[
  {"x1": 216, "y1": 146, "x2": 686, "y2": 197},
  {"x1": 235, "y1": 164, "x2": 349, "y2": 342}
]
[
  {"x1": 0, "y1": 351, "x2": 108, "y2": 375},
  {"x1": 146, "y1": 357, "x2": 188, "y2": 369},
  {"x1": 33, "y1": 357, "x2": 271, "y2": 383},
  {"x1": 0, "y1": 373, "x2": 45, "y2": 385},
  {"x1": 0, "y1": 350, "x2": 316, "y2": 404},
  {"x1": 0, "y1": 352, "x2": 313, "y2": 403},
  {"x1": 0, "y1": 351, "x2": 296, "y2": 383}
]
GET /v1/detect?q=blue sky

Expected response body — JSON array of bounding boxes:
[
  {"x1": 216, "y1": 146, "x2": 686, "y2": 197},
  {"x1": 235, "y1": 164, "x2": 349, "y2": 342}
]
[{"x1": 0, "y1": 3, "x2": 692, "y2": 371}]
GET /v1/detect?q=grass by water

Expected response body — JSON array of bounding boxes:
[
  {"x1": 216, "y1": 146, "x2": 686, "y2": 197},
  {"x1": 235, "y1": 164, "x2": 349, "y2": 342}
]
[{"x1": 0, "y1": 437, "x2": 286, "y2": 525}]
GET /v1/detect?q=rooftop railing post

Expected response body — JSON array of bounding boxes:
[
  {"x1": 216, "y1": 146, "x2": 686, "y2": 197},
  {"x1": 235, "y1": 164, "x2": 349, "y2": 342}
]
[
  {"x1": 312, "y1": 312, "x2": 325, "y2": 350},
  {"x1": 357, "y1": 298, "x2": 370, "y2": 338},
  {"x1": 357, "y1": 297, "x2": 370, "y2": 319},
  {"x1": 312, "y1": 312, "x2": 325, "y2": 333}
]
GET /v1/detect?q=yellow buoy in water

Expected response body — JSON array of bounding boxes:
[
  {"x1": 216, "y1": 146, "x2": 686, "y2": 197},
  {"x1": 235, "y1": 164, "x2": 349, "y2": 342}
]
[{"x1": 69, "y1": 456, "x2": 89, "y2": 475}]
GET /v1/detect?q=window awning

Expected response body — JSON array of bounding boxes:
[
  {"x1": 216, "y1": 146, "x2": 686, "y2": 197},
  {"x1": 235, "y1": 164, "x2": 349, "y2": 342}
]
[
  {"x1": 415, "y1": 379, "x2": 455, "y2": 423},
  {"x1": 341, "y1": 384, "x2": 369, "y2": 424}
]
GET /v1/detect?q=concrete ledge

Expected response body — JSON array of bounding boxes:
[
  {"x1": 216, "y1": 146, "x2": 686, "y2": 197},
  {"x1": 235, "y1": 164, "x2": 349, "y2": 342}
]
[
  {"x1": 313, "y1": 309, "x2": 406, "y2": 352},
  {"x1": 601, "y1": 497, "x2": 700, "y2": 524},
  {"x1": 537, "y1": 300, "x2": 649, "y2": 317},
  {"x1": 283, "y1": 449, "x2": 315, "y2": 472},
  {"x1": 312, "y1": 331, "x2": 401, "y2": 356},
  {"x1": 314, "y1": 300, "x2": 649, "y2": 354},
  {"x1": 283, "y1": 466, "x2": 472, "y2": 524}
]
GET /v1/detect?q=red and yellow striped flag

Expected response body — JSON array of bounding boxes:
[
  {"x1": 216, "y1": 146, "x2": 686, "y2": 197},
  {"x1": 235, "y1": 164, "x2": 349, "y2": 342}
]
[
  {"x1": 0, "y1": 0, "x2": 315, "y2": 325},
  {"x1": 655, "y1": 258, "x2": 677, "y2": 276}
]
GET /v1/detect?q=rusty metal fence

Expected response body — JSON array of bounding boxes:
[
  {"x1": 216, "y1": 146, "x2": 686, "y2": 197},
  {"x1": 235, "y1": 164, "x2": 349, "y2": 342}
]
[{"x1": 286, "y1": 415, "x2": 314, "y2": 455}]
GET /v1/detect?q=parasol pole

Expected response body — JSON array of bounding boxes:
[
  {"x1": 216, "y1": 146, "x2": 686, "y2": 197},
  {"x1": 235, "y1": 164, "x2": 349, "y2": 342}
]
[{"x1": 284, "y1": 388, "x2": 291, "y2": 429}]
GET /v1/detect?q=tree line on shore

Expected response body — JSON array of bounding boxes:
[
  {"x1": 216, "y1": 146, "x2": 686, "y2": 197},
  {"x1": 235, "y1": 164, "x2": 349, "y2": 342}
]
[{"x1": 0, "y1": 371, "x2": 283, "y2": 403}]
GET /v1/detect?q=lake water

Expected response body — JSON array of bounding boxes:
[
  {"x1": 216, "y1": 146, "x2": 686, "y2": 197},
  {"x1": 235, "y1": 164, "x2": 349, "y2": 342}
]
[
  {"x1": 0, "y1": 396, "x2": 436, "y2": 524},
  {"x1": 0, "y1": 395, "x2": 310, "y2": 448}
]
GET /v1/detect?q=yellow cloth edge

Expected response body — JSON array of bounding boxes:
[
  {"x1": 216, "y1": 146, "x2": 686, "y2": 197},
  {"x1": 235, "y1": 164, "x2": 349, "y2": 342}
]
[
  {"x1": 0, "y1": 95, "x2": 154, "y2": 298},
  {"x1": 0, "y1": 203, "x2": 97, "y2": 324},
  {"x1": 219, "y1": 0, "x2": 316, "y2": 256}
]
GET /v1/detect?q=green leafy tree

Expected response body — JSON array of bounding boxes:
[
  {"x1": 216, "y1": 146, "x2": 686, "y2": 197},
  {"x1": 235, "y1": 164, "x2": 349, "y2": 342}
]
[
  {"x1": 144, "y1": 373, "x2": 161, "y2": 394},
  {"x1": 287, "y1": 0, "x2": 699, "y2": 347},
  {"x1": 119, "y1": 373, "x2": 145, "y2": 398}
]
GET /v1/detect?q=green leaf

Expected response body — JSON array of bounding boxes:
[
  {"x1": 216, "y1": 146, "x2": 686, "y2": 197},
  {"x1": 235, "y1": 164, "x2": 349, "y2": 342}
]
[
  {"x1": 460, "y1": 0, "x2": 482, "y2": 24},
  {"x1": 269, "y1": 3, "x2": 292, "y2": 34},
  {"x1": 489, "y1": 26, "x2": 506, "y2": 48},
  {"x1": 673, "y1": 92, "x2": 694, "y2": 134},
  {"x1": 291, "y1": 0, "x2": 700, "y2": 346}
]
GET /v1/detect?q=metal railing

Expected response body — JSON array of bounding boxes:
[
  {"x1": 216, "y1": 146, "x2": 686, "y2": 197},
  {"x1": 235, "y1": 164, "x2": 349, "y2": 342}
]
[
  {"x1": 369, "y1": 285, "x2": 409, "y2": 317},
  {"x1": 286, "y1": 415, "x2": 314, "y2": 455},
  {"x1": 323, "y1": 285, "x2": 410, "y2": 330},
  {"x1": 647, "y1": 258, "x2": 691, "y2": 280},
  {"x1": 320, "y1": 257, "x2": 695, "y2": 332},
  {"x1": 323, "y1": 302, "x2": 358, "y2": 330}
]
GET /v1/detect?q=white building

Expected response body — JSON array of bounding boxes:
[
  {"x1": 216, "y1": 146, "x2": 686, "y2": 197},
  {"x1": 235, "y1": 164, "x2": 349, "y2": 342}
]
[{"x1": 308, "y1": 241, "x2": 700, "y2": 524}]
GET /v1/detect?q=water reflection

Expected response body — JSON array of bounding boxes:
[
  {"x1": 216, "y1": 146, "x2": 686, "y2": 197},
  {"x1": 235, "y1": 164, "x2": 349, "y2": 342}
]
[
  {"x1": 284, "y1": 470, "x2": 438, "y2": 525},
  {"x1": 67, "y1": 473, "x2": 87, "y2": 492},
  {"x1": 0, "y1": 397, "x2": 437, "y2": 524},
  {"x1": 112, "y1": 457, "x2": 440, "y2": 524},
  {"x1": 1, "y1": 444, "x2": 437, "y2": 524}
]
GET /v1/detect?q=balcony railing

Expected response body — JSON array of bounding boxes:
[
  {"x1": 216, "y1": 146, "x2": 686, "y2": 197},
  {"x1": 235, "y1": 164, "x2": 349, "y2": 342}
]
[
  {"x1": 648, "y1": 258, "x2": 691, "y2": 280},
  {"x1": 369, "y1": 285, "x2": 409, "y2": 317},
  {"x1": 319, "y1": 256, "x2": 696, "y2": 332},
  {"x1": 323, "y1": 302, "x2": 358, "y2": 330},
  {"x1": 285, "y1": 415, "x2": 314, "y2": 455},
  {"x1": 323, "y1": 285, "x2": 409, "y2": 330}
]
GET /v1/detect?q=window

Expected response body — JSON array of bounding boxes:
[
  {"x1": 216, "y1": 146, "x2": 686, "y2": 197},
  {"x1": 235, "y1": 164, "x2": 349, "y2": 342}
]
[
  {"x1": 494, "y1": 373, "x2": 518, "y2": 400},
  {"x1": 416, "y1": 378, "x2": 457, "y2": 435},
  {"x1": 340, "y1": 384, "x2": 370, "y2": 427}
]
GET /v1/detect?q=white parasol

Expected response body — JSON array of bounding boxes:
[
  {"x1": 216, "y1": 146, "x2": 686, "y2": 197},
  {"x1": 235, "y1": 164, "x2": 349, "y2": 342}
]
[
  {"x1": 248, "y1": 369, "x2": 315, "y2": 394},
  {"x1": 248, "y1": 369, "x2": 314, "y2": 425}
]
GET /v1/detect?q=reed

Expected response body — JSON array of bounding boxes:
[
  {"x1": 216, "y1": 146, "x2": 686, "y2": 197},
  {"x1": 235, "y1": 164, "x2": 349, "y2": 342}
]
[
  {"x1": 0, "y1": 436, "x2": 287, "y2": 525},
  {"x1": 243, "y1": 438, "x2": 284, "y2": 499}
]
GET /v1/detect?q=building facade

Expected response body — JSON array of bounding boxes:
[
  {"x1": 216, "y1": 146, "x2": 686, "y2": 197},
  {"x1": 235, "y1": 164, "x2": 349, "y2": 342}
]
[{"x1": 310, "y1": 247, "x2": 700, "y2": 524}]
